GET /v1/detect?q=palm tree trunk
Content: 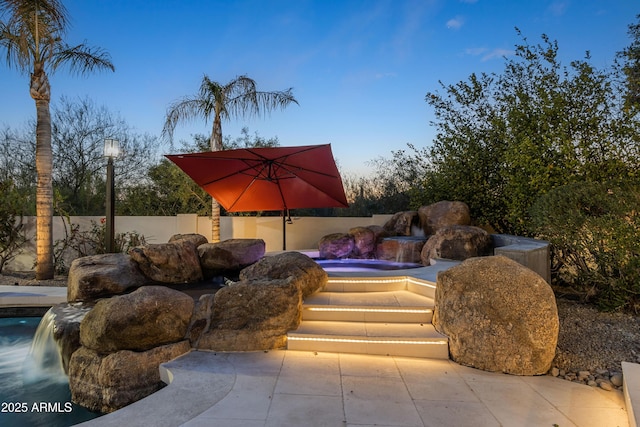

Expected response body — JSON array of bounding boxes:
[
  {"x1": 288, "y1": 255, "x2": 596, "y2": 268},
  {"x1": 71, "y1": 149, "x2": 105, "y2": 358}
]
[
  {"x1": 209, "y1": 114, "x2": 224, "y2": 242},
  {"x1": 31, "y1": 66, "x2": 54, "y2": 279}
]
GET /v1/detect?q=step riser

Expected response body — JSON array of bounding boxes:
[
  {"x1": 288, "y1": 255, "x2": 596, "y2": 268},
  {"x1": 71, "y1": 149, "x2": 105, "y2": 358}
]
[
  {"x1": 324, "y1": 279, "x2": 436, "y2": 299},
  {"x1": 302, "y1": 309, "x2": 433, "y2": 323},
  {"x1": 292, "y1": 279, "x2": 445, "y2": 359},
  {"x1": 324, "y1": 281, "x2": 407, "y2": 293},
  {"x1": 287, "y1": 339, "x2": 449, "y2": 359}
]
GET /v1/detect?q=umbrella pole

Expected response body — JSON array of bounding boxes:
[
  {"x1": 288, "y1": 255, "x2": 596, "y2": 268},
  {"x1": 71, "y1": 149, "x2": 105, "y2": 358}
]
[{"x1": 282, "y1": 210, "x2": 286, "y2": 251}]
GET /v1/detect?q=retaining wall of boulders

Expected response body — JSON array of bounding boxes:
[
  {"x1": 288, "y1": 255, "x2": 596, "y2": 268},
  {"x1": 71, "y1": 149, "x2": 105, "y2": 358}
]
[
  {"x1": 51, "y1": 235, "x2": 327, "y2": 413},
  {"x1": 318, "y1": 201, "x2": 493, "y2": 264},
  {"x1": 318, "y1": 201, "x2": 550, "y2": 282}
]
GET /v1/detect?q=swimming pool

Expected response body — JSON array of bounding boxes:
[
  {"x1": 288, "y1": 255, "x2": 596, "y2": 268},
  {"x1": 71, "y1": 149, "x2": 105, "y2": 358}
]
[{"x1": 0, "y1": 316, "x2": 99, "y2": 426}]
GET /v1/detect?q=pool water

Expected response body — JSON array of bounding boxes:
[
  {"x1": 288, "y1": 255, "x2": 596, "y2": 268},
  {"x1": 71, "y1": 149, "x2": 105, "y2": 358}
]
[{"x1": 0, "y1": 317, "x2": 99, "y2": 427}]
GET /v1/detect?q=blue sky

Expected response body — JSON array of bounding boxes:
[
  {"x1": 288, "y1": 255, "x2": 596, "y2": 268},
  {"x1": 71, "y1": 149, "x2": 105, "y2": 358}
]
[{"x1": 0, "y1": 0, "x2": 638, "y2": 176}]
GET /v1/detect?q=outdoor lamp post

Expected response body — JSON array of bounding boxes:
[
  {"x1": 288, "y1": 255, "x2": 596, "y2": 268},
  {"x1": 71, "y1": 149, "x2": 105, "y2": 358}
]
[{"x1": 104, "y1": 138, "x2": 120, "y2": 253}]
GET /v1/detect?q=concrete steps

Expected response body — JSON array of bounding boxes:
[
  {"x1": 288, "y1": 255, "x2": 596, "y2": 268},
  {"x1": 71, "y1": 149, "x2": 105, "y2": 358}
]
[{"x1": 287, "y1": 277, "x2": 449, "y2": 359}]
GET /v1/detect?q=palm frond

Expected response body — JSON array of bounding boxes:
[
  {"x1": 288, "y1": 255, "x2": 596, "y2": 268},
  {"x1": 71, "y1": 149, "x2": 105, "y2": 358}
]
[
  {"x1": 0, "y1": 0, "x2": 68, "y2": 28},
  {"x1": 50, "y1": 43, "x2": 114, "y2": 74},
  {"x1": 0, "y1": 0, "x2": 97, "y2": 73},
  {"x1": 162, "y1": 97, "x2": 213, "y2": 140},
  {"x1": 226, "y1": 87, "x2": 298, "y2": 119}
]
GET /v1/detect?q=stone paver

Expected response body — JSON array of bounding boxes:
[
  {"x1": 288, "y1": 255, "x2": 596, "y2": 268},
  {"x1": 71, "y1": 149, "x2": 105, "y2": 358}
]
[{"x1": 85, "y1": 350, "x2": 629, "y2": 427}]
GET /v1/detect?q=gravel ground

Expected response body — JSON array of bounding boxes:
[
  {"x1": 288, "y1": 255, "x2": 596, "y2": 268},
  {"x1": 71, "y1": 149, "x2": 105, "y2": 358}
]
[
  {"x1": 1, "y1": 270, "x2": 637, "y2": 391},
  {"x1": 0, "y1": 271, "x2": 67, "y2": 287},
  {"x1": 551, "y1": 298, "x2": 640, "y2": 390}
]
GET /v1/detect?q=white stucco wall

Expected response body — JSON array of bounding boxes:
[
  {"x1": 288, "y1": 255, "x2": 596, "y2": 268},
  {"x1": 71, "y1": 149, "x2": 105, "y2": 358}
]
[{"x1": 6, "y1": 214, "x2": 393, "y2": 271}]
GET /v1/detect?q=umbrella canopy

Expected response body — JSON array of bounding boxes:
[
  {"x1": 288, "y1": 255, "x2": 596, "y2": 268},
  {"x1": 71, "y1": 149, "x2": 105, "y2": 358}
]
[
  {"x1": 166, "y1": 144, "x2": 349, "y2": 249},
  {"x1": 166, "y1": 144, "x2": 348, "y2": 212}
]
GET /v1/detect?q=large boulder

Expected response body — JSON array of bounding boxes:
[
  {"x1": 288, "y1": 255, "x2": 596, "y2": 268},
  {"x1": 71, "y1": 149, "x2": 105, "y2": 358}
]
[
  {"x1": 68, "y1": 341, "x2": 190, "y2": 413},
  {"x1": 240, "y1": 251, "x2": 327, "y2": 298},
  {"x1": 383, "y1": 211, "x2": 419, "y2": 236},
  {"x1": 420, "y1": 225, "x2": 492, "y2": 265},
  {"x1": 418, "y1": 201, "x2": 471, "y2": 235},
  {"x1": 67, "y1": 253, "x2": 149, "y2": 302},
  {"x1": 79, "y1": 286, "x2": 194, "y2": 352},
  {"x1": 168, "y1": 233, "x2": 208, "y2": 248},
  {"x1": 376, "y1": 237, "x2": 426, "y2": 264},
  {"x1": 366, "y1": 225, "x2": 392, "y2": 242},
  {"x1": 129, "y1": 240, "x2": 203, "y2": 284},
  {"x1": 433, "y1": 256, "x2": 559, "y2": 375},
  {"x1": 318, "y1": 233, "x2": 354, "y2": 259},
  {"x1": 197, "y1": 277, "x2": 300, "y2": 351},
  {"x1": 198, "y1": 239, "x2": 265, "y2": 277},
  {"x1": 348, "y1": 227, "x2": 376, "y2": 259},
  {"x1": 197, "y1": 252, "x2": 327, "y2": 351}
]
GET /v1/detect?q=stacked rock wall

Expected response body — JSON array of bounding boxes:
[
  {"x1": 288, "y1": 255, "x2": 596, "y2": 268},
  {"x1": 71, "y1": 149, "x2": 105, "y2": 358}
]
[
  {"x1": 319, "y1": 200, "x2": 487, "y2": 265},
  {"x1": 61, "y1": 236, "x2": 326, "y2": 413}
]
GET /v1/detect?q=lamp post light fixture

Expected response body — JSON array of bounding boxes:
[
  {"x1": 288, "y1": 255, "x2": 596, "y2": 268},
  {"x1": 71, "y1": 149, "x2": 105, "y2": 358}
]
[{"x1": 104, "y1": 138, "x2": 120, "y2": 253}]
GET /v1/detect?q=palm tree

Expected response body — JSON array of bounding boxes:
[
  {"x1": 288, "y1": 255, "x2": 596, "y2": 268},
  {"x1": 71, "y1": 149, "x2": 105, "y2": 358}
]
[
  {"x1": 163, "y1": 75, "x2": 298, "y2": 242},
  {"x1": 0, "y1": 0, "x2": 114, "y2": 279}
]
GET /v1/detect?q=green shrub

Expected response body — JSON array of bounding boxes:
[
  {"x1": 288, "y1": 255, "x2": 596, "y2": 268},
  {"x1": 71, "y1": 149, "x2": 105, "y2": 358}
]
[
  {"x1": 0, "y1": 181, "x2": 28, "y2": 273},
  {"x1": 530, "y1": 182, "x2": 640, "y2": 312}
]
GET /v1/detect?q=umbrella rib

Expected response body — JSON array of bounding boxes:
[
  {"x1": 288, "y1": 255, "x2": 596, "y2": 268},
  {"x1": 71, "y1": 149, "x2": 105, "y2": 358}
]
[
  {"x1": 225, "y1": 159, "x2": 280, "y2": 210},
  {"x1": 226, "y1": 173, "x2": 261, "y2": 211},
  {"x1": 245, "y1": 146, "x2": 342, "y2": 179},
  {"x1": 194, "y1": 159, "x2": 270, "y2": 186}
]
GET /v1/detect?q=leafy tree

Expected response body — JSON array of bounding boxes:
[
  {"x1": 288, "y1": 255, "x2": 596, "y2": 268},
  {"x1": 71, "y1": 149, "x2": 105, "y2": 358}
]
[
  {"x1": 619, "y1": 14, "x2": 640, "y2": 110},
  {"x1": 0, "y1": 125, "x2": 36, "y2": 214},
  {"x1": 0, "y1": 0, "x2": 114, "y2": 278},
  {"x1": 51, "y1": 96, "x2": 159, "y2": 215},
  {"x1": 1, "y1": 97, "x2": 160, "y2": 216},
  {"x1": 225, "y1": 126, "x2": 280, "y2": 150},
  {"x1": 409, "y1": 31, "x2": 640, "y2": 235},
  {"x1": 339, "y1": 154, "x2": 415, "y2": 216},
  {"x1": 162, "y1": 75, "x2": 297, "y2": 242}
]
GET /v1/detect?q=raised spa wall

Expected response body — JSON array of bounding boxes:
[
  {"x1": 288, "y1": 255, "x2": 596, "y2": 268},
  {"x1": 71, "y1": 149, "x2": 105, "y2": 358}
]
[{"x1": 491, "y1": 234, "x2": 551, "y2": 283}]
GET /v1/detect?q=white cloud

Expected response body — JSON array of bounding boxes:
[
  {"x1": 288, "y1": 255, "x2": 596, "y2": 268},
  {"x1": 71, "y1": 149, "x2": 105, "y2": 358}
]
[
  {"x1": 465, "y1": 47, "x2": 488, "y2": 56},
  {"x1": 464, "y1": 47, "x2": 514, "y2": 61},
  {"x1": 481, "y1": 48, "x2": 513, "y2": 61},
  {"x1": 548, "y1": 1, "x2": 569, "y2": 17},
  {"x1": 375, "y1": 72, "x2": 397, "y2": 79},
  {"x1": 446, "y1": 16, "x2": 464, "y2": 30}
]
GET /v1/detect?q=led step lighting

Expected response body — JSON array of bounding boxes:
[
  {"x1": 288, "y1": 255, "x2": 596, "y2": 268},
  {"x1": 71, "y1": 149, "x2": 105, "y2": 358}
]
[
  {"x1": 305, "y1": 307, "x2": 431, "y2": 314},
  {"x1": 326, "y1": 277, "x2": 436, "y2": 290},
  {"x1": 327, "y1": 277, "x2": 406, "y2": 285},
  {"x1": 287, "y1": 336, "x2": 447, "y2": 345}
]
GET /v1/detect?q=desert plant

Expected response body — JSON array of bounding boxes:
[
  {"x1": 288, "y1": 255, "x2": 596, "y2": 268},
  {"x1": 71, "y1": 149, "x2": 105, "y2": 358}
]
[
  {"x1": 53, "y1": 217, "x2": 147, "y2": 274},
  {"x1": 0, "y1": 181, "x2": 28, "y2": 272},
  {"x1": 530, "y1": 182, "x2": 640, "y2": 312}
]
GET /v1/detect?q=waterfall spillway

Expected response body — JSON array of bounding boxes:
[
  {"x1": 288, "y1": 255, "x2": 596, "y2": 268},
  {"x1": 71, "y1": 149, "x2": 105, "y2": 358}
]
[{"x1": 22, "y1": 308, "x2": 66, "y2": 383}]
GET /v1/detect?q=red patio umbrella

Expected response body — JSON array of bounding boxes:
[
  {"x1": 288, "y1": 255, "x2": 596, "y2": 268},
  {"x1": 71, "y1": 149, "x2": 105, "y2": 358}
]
[{"x1": 166, "y1": 144, "x2": 349, "y2": 249}]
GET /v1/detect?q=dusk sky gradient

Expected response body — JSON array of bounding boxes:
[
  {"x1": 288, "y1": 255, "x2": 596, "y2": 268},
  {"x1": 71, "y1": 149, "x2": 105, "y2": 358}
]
[{"x1": 1, "y1": 0, "x2": 638, "y2": 176}]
